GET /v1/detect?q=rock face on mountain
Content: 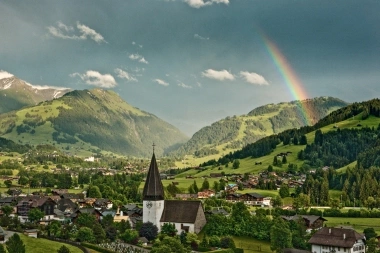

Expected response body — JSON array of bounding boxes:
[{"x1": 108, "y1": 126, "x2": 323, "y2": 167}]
[
  {"x1": 0, "y1": 88, "x2": 188, "y2": 157},
  {"x1": 0, "y1": 71, "x2": 71, "y2": 114},
  {"x1": 170, "y1": 97, "x2": 349, "y2": 157}
]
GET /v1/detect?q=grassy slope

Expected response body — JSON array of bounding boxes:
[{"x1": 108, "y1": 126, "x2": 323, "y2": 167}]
[
  {"x1": 175, "y1": 98, "x2": 348, "y2": 168},
  {"x1": 20, "y1": 234, "x2": 83, "y2": 253}
]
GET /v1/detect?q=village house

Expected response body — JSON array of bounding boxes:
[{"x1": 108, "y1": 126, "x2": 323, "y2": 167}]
[
  {"x1": 308, "y1": 227, "x2": 365, "y2": 253},
  {"x1": 16, "y1": 196, "x2": 56, "y2": 223},
  {"x1": 281, "y1": 215, "x2": 327, "y2": 231}
]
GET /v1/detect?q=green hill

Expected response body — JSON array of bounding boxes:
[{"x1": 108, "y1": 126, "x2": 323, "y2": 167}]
[
  {"x1": 0, "y1": 89, "x2": 188, "y2": 157},
  {"x1": 191, "y1": 98, "x2": 380, "y2": 176},
  {"x1": 170, "y1": 96, "x2": 348, "y2": 166}
]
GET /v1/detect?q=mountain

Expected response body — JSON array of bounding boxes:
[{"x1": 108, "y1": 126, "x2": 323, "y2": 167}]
[
  {"x1": 0, "y1": 88, "x2": 188, "y2": 157},
  {"x1": 176, "y1": 98, "x2": 380, "y2": 179},
  {"x1": 170, "y1": 97, "x2": 349, "y2": 158},
  {"x1": 0, "y1": 70, "x2": 71, "y2": 114}
]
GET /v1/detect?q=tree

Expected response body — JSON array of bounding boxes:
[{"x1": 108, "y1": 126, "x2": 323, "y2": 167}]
[
  {"x1": 87, "y1": 185, "x2": 102, "y2": 198},
  {"x1": 273, "y1": 156, "x2": 279, "y2": 166},
  {"x1": 139, "y1": 222, "x2": 158, "y2": 241},
  {"x1": 282, "y1": 155, "x2": 287, "y2": 164},
  {"x1": 300, "y1": 135, "x2": 307, "y2": 145},
  {"x1": 4, "y1": 180, "x2": 12, "y2": 188},
  {"x1": 232, "y1": 160, "x2": 240, "y2": 169},
  {"x1": 76, "y1": 213, "x2": 97, "y2": 229},
  {"x1": 28, "y1": 208, "x2": 44, "y2": 223},
  {"x1": 272, "y1": 196, "x2": 283, "y2": 208},
  {"x1": 76, "y1": 227, "x2": 95, "y2": 243},
  {"x1": 120, "y1": 229, "x2": 139, "y2": 244},
  {"x1": 363, "y1": 227, "x2": 377, "y2": 241},
  {"x1": 220, "y1": 236, "x2": 236, "y2": 249},
  {"x1": 270, "y1": 217, "x2": 292, "y2": 253},
  {"x1": 1, "y1": 205, "x2": 13, "y2": 217},
  {"x1": 0, "y1": 244, "x2": 5, "y2": 253},
  {"x1": 366, "y1": 238, "x2": 377, "y2": 253},
  {"x1": 57, "y1": 245, "x2": 71, "y2": 253},
  {"x1": 186, "y1": 232, "x2": 200, "y2": 251},
  {"x1": 279, "y1": 184, "x2": 290, "y2": 198},
  {"x1": 6, "y1": 233, "x2": 26, "y2": 253},
  {"x1": 201, "y1": 178, "x2": 210, "y2": 191},
  {"x1": 93, "y1": 222, "x2": 106, "y2": 243},
  {"x1": 160, "y1": 223, "x2": 177, "y2": 237},
  {"x1": 151, "y1": 236, "x2": 189, "y2": 253}
]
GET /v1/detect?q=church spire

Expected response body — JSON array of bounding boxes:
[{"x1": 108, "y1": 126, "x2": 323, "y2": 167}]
[{"x1": 142, "y1": 146, "x2": 164, "y2": 201}]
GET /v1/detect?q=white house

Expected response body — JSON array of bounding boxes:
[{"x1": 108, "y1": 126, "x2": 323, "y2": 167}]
[{"x1": 308, "y1": 227, "x2": 365, "y2": 253}]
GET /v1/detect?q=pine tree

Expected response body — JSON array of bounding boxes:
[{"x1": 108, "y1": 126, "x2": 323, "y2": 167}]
[
  {"x1": 57, "y1": 245, "x2": 71, "y2": 253},
  {"x1": 6, "y1": 233, "x2": 26, "y2": 253}
]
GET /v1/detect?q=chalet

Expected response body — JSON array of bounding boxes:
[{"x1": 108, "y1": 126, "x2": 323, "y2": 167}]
[
  {"x1": 56, "y1": 198, "x2": 77, "y2": 214},
  {"x1": 16, "y1": 196, "x2": 56, "y2": 223},
  {"x1": 308, "y1": 227, "x2": 365, "y2": 253},
  {"x1": 281, "y1": 215, "x2": 327, "y2": 230},
  {"x1": 241, "y1": 193, "x2": 265, "y2": 206},
  {"x1": 206, "y1": 207, "x2": 229, "y2": 216},
  {"x1": 51, "y1": 189, "x2": 69, "y2": 196},
  {"x1": 225, "y1": 193, "x2": 241, "y2": 203},
  {"x1": 71, "y1": 208, "x2": 102, "y2": 222},
  {"x1": 197, "y1": 189, "x2": 215, "y2": 199},
  {"x1": 93, "y1": 198, "x2": 113, "y2": 210},
  {"x1": 210, "y1": 173, "x2": 223, "y2": 178},
  {"x1": 61, "y1": 193, "x2": 84, "y2": 203},
  {"x1": 175, "y1": 194, "x2": 198, "y2": 200}
]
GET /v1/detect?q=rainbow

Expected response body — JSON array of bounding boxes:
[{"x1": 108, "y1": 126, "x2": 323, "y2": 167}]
[{"x1": 258, "y1": 30, "x2": 314, "y2": 126}]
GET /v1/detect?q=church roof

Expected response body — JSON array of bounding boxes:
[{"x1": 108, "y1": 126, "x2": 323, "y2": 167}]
[
  {"x1": 142, "y1": 153, "x2": 164, "y2": 201},
  {"x1": 160, "y1": 200, "x2": 203, "y2": 223}
]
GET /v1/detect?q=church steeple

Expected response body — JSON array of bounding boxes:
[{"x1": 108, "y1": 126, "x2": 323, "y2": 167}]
[{"x1": 142, "y1": 145, "x2": 164, "y2": 201}]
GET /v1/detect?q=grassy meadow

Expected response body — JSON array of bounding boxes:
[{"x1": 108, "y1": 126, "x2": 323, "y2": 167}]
[
  {"x1": 324, "y1": 217, "x2": 380, "y2": 234},
  {"x1": 20, "y1": 234, "x2": 84, "y2": 253}
]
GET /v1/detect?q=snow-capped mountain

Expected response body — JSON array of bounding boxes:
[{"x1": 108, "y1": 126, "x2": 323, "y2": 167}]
[{"x1": 0, "y1": 70, "x2": 71, "y2": 113}]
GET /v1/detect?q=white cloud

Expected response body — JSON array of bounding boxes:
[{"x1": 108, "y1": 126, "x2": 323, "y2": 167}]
[
  {"x1": 202, "y1": 69, "x2": 235, "y2": 81},
  {"x1": 70, "y1": 70, "x2": 116, "y2": 88},
  {"x1": 178, "y1": 82, "x2": 192, "y2": 89},
  {"x1": 47, "y1": 21, "x2": 106, "y2": 43},
  {"x1": 0, "y1": 70, "x2": 13, "y2": 79},
  {"x1": 153, "y1": 79, "x2": 169, "y2": 86},
  {"x1": 184, "y1": 0, "x2": 229, "y2": 8},
  {"x1": 129, "y1": 54, "x2": 149, "y2": 64},
  {"x1": 240, "y1": 71, "x2": 269, "y2": 85},
  {"x1": 194, "y1": 34, "x2": 209, "y2": 40},
  {"x1": 115, "y1": 68, "x2": 137, "y2": 82}
]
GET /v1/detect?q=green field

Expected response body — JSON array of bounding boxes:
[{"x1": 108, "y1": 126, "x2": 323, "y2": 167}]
[
  {"x1": 20, "y1": 234, "x2": 83, "y2": 253},
  {"x1": 232, "y1": 236, "x2": 271, "y2": 253},
  {"x1": 324, "y1": 217, "x2": 380, "y2": 234}
]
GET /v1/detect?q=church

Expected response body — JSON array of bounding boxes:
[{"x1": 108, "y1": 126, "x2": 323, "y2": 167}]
[{"x1": 142, "y1": 151, "x2": 207, "y2": 234}]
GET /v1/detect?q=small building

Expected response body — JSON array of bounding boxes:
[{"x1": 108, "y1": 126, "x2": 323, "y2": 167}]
[
  {"x1": 308, "y1": 227, "x2": 365, "y2": 253},
  {"x1": 24, "y1": 229, "x2": 38, "y2": 238},
  {"x1": 0, "y1": 226, "x2": 5, "y2": 242},
  {"x1": 282, "y1": 215, "x2": 327, "y2": 230}
]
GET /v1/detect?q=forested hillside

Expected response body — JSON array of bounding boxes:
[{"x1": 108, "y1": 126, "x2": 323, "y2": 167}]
[
  {"x1": 202, "y1": 98, "x2": 380, "y2": 169},
  {"x1": 171, "y1": 97, "x2": 348, "y2": 158},
  {"x1": 0, "y1": 89, "x2": 187, "y2": 157}
]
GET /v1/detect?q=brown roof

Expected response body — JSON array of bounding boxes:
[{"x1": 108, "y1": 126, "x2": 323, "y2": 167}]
[
  {"x1": 142, "y1": 153, "x2": 164, "y2": 201},
  {"x1": 160, "y1": 200, "x2": 203, "y2": 223},
  {"x1": 308, "y1": 227, "x2": 365, "y2": 247}
]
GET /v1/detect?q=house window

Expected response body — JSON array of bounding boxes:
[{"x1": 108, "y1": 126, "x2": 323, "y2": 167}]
[{"x1": 344, "y1": 248, "x2": 346, "y2": 252}]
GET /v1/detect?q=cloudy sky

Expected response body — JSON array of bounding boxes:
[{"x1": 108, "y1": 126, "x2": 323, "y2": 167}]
[{"x1": 1, "y1": 0, "x2": 379, "y2": 136}]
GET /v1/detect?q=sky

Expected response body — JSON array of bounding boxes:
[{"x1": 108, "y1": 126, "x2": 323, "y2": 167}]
[{"x1": 1, "y1": 0, "x2": 380, "y2": 136}]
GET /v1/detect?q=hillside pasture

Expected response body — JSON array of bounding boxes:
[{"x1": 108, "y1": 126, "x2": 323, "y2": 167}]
[
  {"x1": 20, "y1": 234, "x2": 83, "y2": 253},
  {"x1": 324, "y1": 217, "x2": 380, "y2": 234},
  {"x1": 232, "y1": 236, "x2": 271, "y2": 253}
]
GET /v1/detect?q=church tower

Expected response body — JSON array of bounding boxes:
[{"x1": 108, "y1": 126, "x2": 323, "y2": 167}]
[{"x1": 142, "y1": 146, "x2": 165, "y2": 230}]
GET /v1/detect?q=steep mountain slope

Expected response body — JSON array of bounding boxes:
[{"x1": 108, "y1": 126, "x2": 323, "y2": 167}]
[
  {"x1": 171, "y1": 97, "x2": 348, "y2": 158},
  {"x1": 0, "y1": 89, "x2": 188, "y2": 157},
  {"x1": 0, "y1": 70, "x2": 71, "y2": 114}
]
